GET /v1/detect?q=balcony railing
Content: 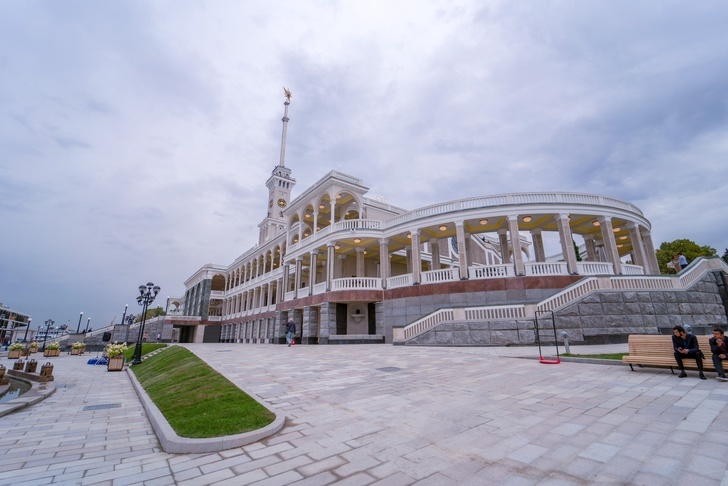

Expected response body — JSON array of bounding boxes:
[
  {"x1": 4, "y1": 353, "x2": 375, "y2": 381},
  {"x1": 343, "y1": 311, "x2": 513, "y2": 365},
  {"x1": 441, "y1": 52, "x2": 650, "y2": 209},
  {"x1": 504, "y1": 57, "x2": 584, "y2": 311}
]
[
  {"x1": 576, "y1": 262, "x2": 614, "y2": 275},
  {"x1": 332, "y1": 277, "x2": 383, "y2": 291},
  {"x1": 422, "y1": 267, "x2": 460, "y2": 283},
  {"x1": 469, "y1": 264, "x2": 515, "y2": 279},
  {"x1": 524, "y1": 262, "x2": 568, "y2": 276},
  {"x1": 387, "y1": 274, "x2": 413, "y2": 289}
]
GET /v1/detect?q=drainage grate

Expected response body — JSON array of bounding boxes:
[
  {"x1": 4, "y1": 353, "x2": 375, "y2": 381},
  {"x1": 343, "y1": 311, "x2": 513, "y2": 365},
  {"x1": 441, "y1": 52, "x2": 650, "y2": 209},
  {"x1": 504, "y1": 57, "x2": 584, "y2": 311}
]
[
  {"x1": 216, "y1": 349, "x2": 232, "y2": 352},
  {"x1": 377, "y1": 367, "x2": 402, "y2": 372},
  {"x1": 83, "y1": 403, "x2": 121, "y2": 411}
]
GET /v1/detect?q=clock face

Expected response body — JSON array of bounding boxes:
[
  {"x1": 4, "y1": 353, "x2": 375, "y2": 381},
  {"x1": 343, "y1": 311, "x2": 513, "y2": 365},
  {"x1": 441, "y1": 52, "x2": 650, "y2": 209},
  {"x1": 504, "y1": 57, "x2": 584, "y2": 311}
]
[{"x1": 277, "y1": 199, "x2": 287, "y2": 208}]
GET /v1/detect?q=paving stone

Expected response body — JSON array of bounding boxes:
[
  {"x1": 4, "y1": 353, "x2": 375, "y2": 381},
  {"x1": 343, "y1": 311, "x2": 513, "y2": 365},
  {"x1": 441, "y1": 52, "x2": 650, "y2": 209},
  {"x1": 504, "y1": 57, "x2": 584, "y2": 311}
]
[{"x1": 4, "y1": 343, "x2": 728, "y2": 484}]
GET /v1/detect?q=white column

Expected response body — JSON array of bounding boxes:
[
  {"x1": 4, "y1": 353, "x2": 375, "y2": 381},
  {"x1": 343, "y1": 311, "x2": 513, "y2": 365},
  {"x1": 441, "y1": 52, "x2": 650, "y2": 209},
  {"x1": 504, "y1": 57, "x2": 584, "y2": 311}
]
[
  {"x1": 641, "y1": 229, "x2": 660, "y2": 275},
  {"x1": 430, "y1": 238, "x2": 441, "y2": 270},
  {"x1": 498, "y1": 229, "x2": 511, "y2": 264},
  {"x1": 411, "y1": 229, "x2": 422, "y2": 284},
  {"x1": 282, "y1": 264, "x2": 290, "y2": 300},
  {"x1": 337, "y1": 255, "x2": 347, "y2": 278},
  {"x1": 294, "y1": 257, "x2": 303, "y2": 298},
  {"x1": 626, "y1": 222, "x2": 647, "y2": 271},
  {"x1": 379, "y1": 238, "x2": 390, "y2": 288},
  {"x1": 455, "y1": 221, "x2": 469, "y2": 279},
  {"x1": 598, "y1": 216, "x2": 622, "y2": 274},
  {"x1": 555, "y1": 214, "x2": 578, "y2": 275},
  {"x1": 309, "y1": 251, "x2": 319, "y2": 294},
  {"x1": 327, "y1": 243, "x2": 336, "y2": 290},
  {"x1": 330, "y1": 200, "x2": 336, "y2": 225},
  {"x1": 531, "y1": 229, "x2": 546, "y2": 262},
  {"x1": 313, "y1": 210, "x2": 318, "y2": 235},
  {"x1": 508, "y1": 215, "x2": 525, "y2": 276},
  {"x1": 584, "y1": 235, "x2": 598, "y2": 261},
  {"x1": 356, "y1": 247, "x2": 365, "y2": 277}
]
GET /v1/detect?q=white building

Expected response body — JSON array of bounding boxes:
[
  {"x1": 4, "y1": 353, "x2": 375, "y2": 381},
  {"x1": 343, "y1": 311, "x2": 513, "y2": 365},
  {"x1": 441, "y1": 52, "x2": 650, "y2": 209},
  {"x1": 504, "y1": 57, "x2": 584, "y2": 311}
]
[{"x1": 165, "y1": 95, "x2": 726, "y2": 347}]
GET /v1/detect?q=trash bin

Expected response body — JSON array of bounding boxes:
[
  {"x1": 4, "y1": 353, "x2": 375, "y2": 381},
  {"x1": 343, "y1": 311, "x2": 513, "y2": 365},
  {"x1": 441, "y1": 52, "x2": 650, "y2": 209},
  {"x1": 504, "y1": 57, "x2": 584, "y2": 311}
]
[
  {"x1": 13, "y1": 359, "x2": 24, "y2": 371},
  {"x1": 25, "y1": 359, "x2": 38, "y2": 373},
  {"x1": 40, "y1": 362, "x2": 54, "y2": 379}
]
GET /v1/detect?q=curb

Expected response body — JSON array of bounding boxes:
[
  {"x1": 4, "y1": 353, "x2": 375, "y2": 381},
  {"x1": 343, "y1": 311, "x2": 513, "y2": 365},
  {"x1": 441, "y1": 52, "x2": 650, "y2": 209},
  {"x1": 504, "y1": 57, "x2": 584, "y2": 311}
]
[
  {"x1": 126, "y1": 357, "x2": 286, "y2": 454},
  {"x1": 0, "y1": 374, "x2": 56, "y2": 417}
]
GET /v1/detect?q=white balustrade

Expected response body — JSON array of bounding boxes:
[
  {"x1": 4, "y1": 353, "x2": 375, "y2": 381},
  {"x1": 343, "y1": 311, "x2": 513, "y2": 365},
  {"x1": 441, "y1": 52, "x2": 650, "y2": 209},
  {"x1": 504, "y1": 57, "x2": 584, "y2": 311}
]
[
  {"x1": 403, "y1": 309, "x2": 455, "y2": 339},
  {"x1": 332, "y1": 277, "x2": 383, "y2": 290},
  {"x1": 421, "y1": 267, "x2": 460, "y2": 284},
  {"x1": 469, "y1": 264, "x2": 515, "y2": 279},
  {"x1": 464, "y1": 305, "x2": 526, "y2": 320},
  {"x1": 621, "y1": 264, "x2": 645, "y2": 275},
  {"x1": 313, "y1": 282, "x2": 328, "y2": 295},
  {"x1": 387, "y1": 274, "x2": 413, "y2": 289},
  {"x1": 524, "y1": 262, "x2": 568, "y2": 276},
  {"x1": 576, "y1": 262, "x2": 614, "y2": 275},
  {"x1": 537, "y1": 278, "x2": 601, "y2": 314}
]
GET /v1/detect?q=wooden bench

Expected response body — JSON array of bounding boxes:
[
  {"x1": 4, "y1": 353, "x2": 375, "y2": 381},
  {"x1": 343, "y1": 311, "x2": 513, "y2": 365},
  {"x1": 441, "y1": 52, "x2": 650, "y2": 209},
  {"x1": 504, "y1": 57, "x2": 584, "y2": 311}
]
[{"x1": 622, "y1": 334, "x2": 717, "y2": 374}]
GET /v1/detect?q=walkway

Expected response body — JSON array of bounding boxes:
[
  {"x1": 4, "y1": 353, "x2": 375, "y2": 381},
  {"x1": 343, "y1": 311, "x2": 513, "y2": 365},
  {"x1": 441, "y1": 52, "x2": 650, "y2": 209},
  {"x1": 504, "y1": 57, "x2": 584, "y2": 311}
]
[{"x1": 2, "y1": 343, "x2": 728, "y2": 485}]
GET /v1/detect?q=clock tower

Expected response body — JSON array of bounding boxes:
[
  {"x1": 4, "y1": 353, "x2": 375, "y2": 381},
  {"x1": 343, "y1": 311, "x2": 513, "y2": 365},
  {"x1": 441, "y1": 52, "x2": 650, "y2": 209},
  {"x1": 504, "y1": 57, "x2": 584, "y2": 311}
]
[{"x1": 259, "y1": 90, "x2": 296, "y2": 245}]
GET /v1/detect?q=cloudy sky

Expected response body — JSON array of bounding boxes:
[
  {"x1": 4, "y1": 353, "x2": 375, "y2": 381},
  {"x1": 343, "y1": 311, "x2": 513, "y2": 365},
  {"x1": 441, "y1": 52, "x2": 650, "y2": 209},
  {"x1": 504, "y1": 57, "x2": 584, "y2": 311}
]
[{"x1": 1, "y1": 1, "x2": 727, "y2": 329}]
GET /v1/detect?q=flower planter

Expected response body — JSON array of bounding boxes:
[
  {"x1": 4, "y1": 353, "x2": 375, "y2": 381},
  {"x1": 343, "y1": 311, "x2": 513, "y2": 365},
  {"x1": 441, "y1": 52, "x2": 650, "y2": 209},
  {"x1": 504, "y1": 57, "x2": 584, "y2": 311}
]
[
  {"x1": 29, "y1": 347, "x2": 38, "y2": 354},
  {"x1": 8, "y1": 349, "x2": 22, "y2": 359},
  {"x1": 71, "y1": 348, "x2": 81, "y2": 355},
  {"x1": 107, "y1": 356, "x2": 125, "y2": 371},
  {"x1": 43, "y1": 349, "x2": 60, "y2": 357}
]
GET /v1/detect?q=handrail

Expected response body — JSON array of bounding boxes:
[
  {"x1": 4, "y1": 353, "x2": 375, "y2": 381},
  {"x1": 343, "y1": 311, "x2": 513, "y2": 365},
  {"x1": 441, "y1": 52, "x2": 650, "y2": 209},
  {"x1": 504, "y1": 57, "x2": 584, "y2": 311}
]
[{"x1": 397, "y1": 257, "x2": 728, "y2": 343}]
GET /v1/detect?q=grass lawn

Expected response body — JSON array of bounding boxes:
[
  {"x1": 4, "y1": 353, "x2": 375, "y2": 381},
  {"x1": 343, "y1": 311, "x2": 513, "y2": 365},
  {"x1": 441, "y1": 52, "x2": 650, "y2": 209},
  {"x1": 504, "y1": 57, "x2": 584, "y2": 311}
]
[
  {"x1": 562, "y1": 353, "x2": 627, "y2": 360},
  {"x1": 123, "y1": 343, "x2": 166, "y2": 361},
  {"x1": 130, "y1": 345, "x2": 275, "y2": 438}
]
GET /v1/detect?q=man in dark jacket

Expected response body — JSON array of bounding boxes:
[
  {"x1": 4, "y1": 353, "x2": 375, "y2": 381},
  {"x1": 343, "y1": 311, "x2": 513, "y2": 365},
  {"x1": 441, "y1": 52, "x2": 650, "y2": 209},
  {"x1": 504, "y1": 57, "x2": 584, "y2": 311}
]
[
  {"x1": 286, "y1": 319, "x2": 295, "y2": 347},
  {"x1": 709, "y1": 328, "x2": 728, "y2": 382},
  {"x1": 672, "y1": 325, "x2": 706, "y2": 379}
]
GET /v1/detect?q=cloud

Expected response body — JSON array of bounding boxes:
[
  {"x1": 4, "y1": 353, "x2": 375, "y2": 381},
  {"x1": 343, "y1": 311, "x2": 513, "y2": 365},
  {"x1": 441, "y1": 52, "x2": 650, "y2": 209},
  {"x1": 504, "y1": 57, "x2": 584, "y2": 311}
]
[{"x1": 1, "y1": 0, "x2": 727, "y2": 324}]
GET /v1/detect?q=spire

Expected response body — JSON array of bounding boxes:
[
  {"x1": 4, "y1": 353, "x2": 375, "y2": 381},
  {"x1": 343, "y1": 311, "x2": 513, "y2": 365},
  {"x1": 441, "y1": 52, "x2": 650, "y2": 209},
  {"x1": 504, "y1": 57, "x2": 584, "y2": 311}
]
[{"x1": 279, "y1": 87, "x2": 292, "y2": 167}]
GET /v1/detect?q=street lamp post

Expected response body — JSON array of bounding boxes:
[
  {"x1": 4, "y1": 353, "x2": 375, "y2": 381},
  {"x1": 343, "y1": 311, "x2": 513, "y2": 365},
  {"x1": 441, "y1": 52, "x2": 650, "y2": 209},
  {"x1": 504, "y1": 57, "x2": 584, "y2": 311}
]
[
  {"x1": 120, "y1": 304, "x2": 128, "y2": 330},
  {"x1": 132, "y1": 282, "x2": 160, "y2": 365},
  {"x1": 23, "y1": 318, "x2": 32, "y2": 342},
  {"x1": 124, "y1": 314, "x2": 135, "y2": 343},
  {"x1": 76, "y1": 312, "x2": 83, "y2": 334},
  {"x1": 42, "y1": 319, "x2": 54, "y2": 351},
  {"x1": 85, "y1": 317, "x2": 91, "y2": 333}
]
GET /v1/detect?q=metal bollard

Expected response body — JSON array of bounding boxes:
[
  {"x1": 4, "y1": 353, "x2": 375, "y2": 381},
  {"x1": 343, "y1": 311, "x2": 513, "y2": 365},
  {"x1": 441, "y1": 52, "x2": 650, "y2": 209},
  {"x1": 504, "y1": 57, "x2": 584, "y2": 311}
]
[{"x1": 561, "y1": 331, "x2": 571, "y2": 354}]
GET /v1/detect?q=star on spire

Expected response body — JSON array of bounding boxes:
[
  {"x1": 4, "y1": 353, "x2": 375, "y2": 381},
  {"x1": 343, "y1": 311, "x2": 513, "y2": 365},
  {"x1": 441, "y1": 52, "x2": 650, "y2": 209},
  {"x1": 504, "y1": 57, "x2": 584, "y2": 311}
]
[{"x1": 283, "y1": 87, "x2": 292, "y2": 102}]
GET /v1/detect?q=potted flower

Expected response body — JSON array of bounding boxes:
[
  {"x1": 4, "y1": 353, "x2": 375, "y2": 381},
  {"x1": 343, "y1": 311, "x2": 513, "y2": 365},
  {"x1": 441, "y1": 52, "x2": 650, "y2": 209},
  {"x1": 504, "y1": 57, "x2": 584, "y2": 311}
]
[
  {"x1": 44, "y1": 341, "x2": 61, "y2": 357},
  {"x1": 105, "y1": 342, "x2": 128, "y2": 371},
  {"x1": 8, "y1": 342, "x2": 24, "y2": 359},
  {"x1": 29, "y1": 341, "x2": 39, "y2": 353},
  {"x1": 71, "y1": 342, "x2": 86, "y2": 355}
]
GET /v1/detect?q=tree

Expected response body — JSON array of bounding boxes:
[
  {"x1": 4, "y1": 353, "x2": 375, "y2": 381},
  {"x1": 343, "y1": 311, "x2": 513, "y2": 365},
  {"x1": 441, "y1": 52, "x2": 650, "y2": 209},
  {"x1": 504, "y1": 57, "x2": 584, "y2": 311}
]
[
  {"x1": 656, "y1": 239, "x2": 716, "y2": 274},
  {"x1": 722, "y1": 248, "x2": 728, "y2": 264},
  {"x1": 573, "y1": 240, "x2": 583, "y2": 262}
]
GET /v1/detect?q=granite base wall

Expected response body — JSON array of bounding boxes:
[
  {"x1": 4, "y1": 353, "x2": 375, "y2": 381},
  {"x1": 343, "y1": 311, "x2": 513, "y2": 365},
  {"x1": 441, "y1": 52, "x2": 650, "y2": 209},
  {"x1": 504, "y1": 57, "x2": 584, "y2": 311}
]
[{"x1": 403, "y1": 272, "x2": 728, "y2": 346}]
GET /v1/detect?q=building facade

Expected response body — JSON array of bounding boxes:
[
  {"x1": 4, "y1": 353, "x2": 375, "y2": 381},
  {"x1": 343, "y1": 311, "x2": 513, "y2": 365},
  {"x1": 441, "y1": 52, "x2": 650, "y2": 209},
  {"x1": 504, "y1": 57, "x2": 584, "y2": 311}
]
[{"x1": 163, "y1": 97, "x2": 728, "y2": 347}]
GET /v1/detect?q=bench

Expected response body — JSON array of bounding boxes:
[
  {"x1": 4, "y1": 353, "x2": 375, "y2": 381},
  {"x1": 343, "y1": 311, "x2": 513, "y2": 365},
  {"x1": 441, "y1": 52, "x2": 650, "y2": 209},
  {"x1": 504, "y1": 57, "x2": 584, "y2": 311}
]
[{"x1": 622, "y1": 334, "x2": 717, "y2": 374}]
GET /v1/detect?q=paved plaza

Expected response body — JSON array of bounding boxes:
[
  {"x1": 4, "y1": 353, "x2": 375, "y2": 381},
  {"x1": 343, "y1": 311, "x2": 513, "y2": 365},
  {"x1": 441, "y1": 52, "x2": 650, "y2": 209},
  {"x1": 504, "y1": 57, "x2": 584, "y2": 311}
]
[{"x1": 2, "y1": 343, "x2": 728, "y2": 485}]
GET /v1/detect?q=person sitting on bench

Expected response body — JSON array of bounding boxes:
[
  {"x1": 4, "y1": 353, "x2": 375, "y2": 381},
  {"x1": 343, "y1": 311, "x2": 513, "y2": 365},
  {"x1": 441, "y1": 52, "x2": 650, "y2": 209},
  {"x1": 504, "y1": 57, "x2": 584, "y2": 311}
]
[
  {"x1": 672, "y1": 325, "x2": 706, "y2": 380},
  {"x1": 710, "y1": 328, "x2": 728, "y2": 382}
]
